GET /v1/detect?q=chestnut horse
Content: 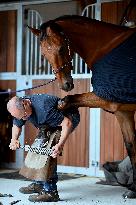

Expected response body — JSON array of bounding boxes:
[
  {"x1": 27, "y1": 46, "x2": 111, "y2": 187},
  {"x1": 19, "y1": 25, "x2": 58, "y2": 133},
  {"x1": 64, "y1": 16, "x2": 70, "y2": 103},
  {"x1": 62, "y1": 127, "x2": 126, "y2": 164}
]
[{"x1": 29, "y1": 15, "x2": 136, "y2": 198}]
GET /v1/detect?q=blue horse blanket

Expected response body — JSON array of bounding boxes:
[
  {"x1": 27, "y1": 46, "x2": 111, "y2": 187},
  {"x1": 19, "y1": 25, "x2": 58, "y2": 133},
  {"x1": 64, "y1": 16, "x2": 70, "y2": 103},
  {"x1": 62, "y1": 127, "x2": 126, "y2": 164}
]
[{"x1": 92, "y1": 32, "x2": 136, "y2": 103}]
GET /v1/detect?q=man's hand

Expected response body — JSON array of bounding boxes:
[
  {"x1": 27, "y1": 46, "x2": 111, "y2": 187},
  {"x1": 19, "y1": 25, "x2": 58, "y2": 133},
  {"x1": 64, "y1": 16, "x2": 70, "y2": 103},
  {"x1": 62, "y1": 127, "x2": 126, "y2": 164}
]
[
  {"x1": 51, "y1": 143, "x2": 63, "y2": 158},
  {"x1": 9, "y1": 138, "x2": 20, "y2": 150},
  {"x1": 51, "y1": 116, "x2": 72, "y2": 158}
]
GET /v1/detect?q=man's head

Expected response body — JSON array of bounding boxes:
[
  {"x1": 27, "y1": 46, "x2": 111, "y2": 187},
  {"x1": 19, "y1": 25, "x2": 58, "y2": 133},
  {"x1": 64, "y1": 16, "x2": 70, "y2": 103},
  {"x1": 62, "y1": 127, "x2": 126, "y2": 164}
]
[{"x1": 7, "y1": 96, "x2": 32, "y2": 120}]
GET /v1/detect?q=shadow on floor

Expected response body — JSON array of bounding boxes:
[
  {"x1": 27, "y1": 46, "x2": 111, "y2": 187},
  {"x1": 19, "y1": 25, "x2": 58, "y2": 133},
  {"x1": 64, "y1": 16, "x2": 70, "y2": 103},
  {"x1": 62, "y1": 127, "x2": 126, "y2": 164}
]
[{"x1": 0, "y1": 169, "x2": 85, "y2": 181}]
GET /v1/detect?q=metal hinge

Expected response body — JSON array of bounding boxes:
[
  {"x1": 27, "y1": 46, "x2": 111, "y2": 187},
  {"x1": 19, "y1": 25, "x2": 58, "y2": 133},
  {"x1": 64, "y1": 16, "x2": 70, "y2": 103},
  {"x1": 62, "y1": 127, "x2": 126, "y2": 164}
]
[{"x1": 91, "y1": 160, "x2": 99, "y2": 167}]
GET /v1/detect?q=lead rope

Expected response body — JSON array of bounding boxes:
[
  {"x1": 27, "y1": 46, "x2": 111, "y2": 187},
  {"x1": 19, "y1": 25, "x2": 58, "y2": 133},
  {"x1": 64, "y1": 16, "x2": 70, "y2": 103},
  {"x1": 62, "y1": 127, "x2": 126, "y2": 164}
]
[{"x1": 0, "y1": 78, "x2": 56, "y2": 95}]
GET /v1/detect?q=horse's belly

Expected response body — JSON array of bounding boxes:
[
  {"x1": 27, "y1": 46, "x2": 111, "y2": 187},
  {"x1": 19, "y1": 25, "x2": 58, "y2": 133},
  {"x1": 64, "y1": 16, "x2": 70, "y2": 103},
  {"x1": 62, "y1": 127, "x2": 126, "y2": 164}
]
[{"x1": 92, "y1": 32, "x2": 136, "y2": 103}]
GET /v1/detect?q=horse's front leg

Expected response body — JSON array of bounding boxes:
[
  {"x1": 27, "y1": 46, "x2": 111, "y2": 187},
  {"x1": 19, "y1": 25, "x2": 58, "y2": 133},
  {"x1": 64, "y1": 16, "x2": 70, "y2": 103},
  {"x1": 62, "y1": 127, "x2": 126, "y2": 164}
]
[
  {"x1": 58, "y1": 92, "x2": 136, "y2": 112},
  {"x1": 115, "y1": 110, "x2": 136, "y2": 198},
  {"x1": 58, "y1": 92, "x2": 119, "y2": 112}
]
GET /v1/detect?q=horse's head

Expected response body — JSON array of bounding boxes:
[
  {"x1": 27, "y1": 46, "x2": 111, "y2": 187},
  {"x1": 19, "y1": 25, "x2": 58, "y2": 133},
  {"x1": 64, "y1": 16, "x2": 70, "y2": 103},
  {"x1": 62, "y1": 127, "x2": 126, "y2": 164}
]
[{"x1": 28, "y1": 21, "x2": 74, "y2": 92}]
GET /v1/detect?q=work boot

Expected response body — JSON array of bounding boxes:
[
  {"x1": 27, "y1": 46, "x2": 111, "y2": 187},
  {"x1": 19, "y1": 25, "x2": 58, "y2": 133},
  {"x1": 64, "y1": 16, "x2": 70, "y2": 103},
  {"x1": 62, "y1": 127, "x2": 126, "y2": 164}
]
[
  {"x1": 19, "y1": 183, "x2": 43, "y2": 194},
  {"x1": 28, "y1": 190, "x2": 60, "y2": 202}
]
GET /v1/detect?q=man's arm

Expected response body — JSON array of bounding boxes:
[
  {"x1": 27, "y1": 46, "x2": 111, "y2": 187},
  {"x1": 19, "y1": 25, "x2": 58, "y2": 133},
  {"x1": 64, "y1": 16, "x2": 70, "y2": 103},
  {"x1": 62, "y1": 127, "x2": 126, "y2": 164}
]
[
  {"x1": 9, "y1": 124, "x2": 22, "y2": 150},
  {"x1": 51, "y1": 116, "x2": 72, "y2": 158}
]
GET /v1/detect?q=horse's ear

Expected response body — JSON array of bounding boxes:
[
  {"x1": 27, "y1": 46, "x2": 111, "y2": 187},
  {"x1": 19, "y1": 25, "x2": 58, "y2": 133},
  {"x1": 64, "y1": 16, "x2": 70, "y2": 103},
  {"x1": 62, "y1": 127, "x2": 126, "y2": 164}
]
[
  {"x1": 46, "y1": 27, "x2": 54, "y2": 36},
  {"x1": 27, "y1": 26, "x2": 41, "y2": 36}
]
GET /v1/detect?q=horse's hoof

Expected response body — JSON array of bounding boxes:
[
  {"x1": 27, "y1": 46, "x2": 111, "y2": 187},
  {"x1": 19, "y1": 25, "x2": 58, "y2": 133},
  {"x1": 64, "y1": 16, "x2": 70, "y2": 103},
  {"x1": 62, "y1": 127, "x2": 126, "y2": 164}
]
[
  {"x1": 57, "y1": 96, "x2": 70, "y2": 110},
  {"x1": 122, "y1": 190, "x2": 136, "y2": 199},
  {"x1": 57, "y1": 100, "x2": 67, "y2": 110}
]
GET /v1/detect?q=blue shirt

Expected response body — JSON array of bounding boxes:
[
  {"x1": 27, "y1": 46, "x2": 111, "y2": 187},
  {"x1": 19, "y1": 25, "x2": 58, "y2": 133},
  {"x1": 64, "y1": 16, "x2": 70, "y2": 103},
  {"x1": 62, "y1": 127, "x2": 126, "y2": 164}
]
[{"x1": 13, "y1": 94, "x2": 80, "y2": 130}]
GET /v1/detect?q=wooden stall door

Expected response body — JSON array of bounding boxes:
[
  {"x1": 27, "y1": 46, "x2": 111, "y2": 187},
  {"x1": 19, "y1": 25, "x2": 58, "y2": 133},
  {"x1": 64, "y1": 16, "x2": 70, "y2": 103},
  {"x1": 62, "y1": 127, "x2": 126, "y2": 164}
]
[
  {"x1": 25, "y1": 79, "x2": 90, "y2": 168},
  {"x1": 0, "y1": 10, "x2": 17, "y2": 165}
]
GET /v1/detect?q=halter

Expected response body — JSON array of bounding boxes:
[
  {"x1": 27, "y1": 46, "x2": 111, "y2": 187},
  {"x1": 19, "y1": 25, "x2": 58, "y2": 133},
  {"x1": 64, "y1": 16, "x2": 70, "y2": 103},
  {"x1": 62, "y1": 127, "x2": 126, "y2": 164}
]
[
  {"x1": 52, "y1": 36, "x2": 73, "y2": 75},
  {"x1": 52, "y1": 60, "x2": 72, "y2": 75}
]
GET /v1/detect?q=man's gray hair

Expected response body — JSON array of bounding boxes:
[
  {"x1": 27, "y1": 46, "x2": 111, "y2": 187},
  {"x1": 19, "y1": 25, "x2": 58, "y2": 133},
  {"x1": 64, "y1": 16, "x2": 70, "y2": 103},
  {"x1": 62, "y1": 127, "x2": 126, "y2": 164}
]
[
  {"x1": 7, "y1": 96, "x2": 24, "y2": 111},
  {"x1": 15, "y1": 97, "x2": 24, "y2": 110}
]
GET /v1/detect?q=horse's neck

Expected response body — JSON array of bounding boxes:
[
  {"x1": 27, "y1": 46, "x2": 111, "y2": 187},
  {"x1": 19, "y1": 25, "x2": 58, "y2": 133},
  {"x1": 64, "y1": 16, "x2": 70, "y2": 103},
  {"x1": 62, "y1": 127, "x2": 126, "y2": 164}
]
[{"x1": 57, "y1": 19, "x2": 136, "y2": 68}]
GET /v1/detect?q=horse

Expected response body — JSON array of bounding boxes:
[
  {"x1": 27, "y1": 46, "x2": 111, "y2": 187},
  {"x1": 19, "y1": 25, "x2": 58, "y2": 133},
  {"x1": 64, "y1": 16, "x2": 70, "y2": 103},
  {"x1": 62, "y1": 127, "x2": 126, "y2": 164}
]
[{"x1": 28, "y1": 15, "x2": 136, "y2": 198}]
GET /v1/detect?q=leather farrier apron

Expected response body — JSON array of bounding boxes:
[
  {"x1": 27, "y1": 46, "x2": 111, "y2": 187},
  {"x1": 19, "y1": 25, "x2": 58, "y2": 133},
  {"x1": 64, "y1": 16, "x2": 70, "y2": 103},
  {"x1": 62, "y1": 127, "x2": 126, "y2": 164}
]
[{"x1": 19, "y1": 127, "x2": 61, "y2": 181}]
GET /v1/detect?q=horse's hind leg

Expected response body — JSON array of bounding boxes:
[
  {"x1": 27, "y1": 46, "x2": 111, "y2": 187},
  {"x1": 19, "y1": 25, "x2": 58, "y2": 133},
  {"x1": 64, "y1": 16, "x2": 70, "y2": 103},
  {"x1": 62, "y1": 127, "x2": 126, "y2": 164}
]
[{"x1": 115, "y1": 110, "x2": 136, "y2": 198}]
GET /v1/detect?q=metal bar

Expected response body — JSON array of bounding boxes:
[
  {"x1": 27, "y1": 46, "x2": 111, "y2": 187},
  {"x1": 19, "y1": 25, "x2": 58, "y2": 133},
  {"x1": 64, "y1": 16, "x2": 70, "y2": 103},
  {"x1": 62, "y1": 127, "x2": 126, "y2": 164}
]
[
  {"x1": 30, "y1": 11, "x2": 34, "y2": 75},
  {"x1": 25, "y1": 10, "x2": 30, "y2": 76},
  {"x1": 93, "y1": 5, "x2": 95, "y2": 19},
  {"x1": 74, "y1": 53, "x2": 78, "y2": 75},
  {"x1": 79, "y1": 58, "x2": 83, "y2": 74},
  {"x1": 32, "y1": 10, "x2": 42, "y2": 75},
  {"x1": 48, "y1": 61, "x2": 51, "y2": 75},
  {"x1": 34, "y1": 12, "x2": 38, "y2": 75}
]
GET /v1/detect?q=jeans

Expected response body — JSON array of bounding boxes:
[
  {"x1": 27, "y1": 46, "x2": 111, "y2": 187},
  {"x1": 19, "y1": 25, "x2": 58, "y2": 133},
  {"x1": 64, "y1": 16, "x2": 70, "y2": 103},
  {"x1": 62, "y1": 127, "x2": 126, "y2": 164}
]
[{"x1": 35, "y1": 162, "x2": 58, "y2": 192}]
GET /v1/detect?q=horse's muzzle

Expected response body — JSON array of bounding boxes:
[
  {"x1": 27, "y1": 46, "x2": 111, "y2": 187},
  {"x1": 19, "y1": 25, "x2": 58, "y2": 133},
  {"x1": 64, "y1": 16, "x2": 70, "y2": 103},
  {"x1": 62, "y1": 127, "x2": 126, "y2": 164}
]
[{"x1": 61, "y1": 82, "x2": 74, "y2": 92}]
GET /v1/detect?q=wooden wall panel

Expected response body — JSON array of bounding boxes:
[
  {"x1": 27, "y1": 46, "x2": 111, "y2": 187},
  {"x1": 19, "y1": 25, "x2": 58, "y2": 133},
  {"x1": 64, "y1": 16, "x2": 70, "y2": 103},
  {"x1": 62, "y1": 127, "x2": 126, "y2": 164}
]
[
  {"x1": 101, "y1": 1, "x2": 118, "y2": 24},
  {"x1": 25, "y1": 79, "x2": 90, "y2": 167},
  {"x1": 58, "y1": 80, "x2": 90, "y2": 167},
  {"x1": 0, "y1": 11, "x2": 16, "y2": 72},
  {"x1": 0, "y1": 80, "x2": 16, "y2": 92},
  {"x1": 100, "y1": 110, "x2": 127, "y2": 165},
  {"x1": 101, "y1": 0, "x2": 136, "y2": 25}
]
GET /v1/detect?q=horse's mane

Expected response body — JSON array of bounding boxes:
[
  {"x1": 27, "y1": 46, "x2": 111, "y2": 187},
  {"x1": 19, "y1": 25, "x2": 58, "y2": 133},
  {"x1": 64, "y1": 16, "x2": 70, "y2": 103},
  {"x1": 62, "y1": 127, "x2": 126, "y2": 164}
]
[
  {"x1": 55, "y1": 15, "x2": 130, "y2": 30},
  {"x1": 55, "y1": 15, "x2": 92, "y2": 22},
  {"x1": 40, "y1": 15, "x2": 96, "y2": 31},
  {"x1": 40, "y1": 15, "x2": 129, "y2": 33}
]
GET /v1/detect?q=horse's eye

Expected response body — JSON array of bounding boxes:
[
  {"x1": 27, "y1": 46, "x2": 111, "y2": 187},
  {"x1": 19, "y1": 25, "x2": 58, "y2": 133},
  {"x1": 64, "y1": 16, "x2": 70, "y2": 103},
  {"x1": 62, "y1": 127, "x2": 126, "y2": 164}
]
[{"x1": 59, "y1": 47, "x2": 65, "y2": 55}]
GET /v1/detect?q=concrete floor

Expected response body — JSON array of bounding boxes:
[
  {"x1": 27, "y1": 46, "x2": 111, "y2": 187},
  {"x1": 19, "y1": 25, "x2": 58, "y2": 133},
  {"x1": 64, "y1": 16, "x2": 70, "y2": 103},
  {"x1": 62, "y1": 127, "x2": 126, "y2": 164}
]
[{"x1": 0, "y1": 175, "x2": 135, "y2": 205}]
